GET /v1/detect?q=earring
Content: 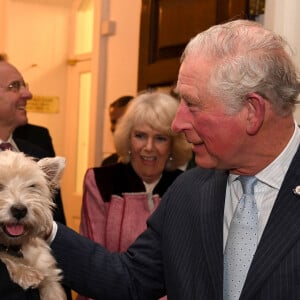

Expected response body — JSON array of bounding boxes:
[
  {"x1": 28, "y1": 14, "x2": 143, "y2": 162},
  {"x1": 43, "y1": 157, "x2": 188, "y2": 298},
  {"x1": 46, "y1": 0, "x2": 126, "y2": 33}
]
[
  {"x1": 169, "y1": 155, "x2": 173, "y2": 161},
  {"x1": 128, "y1": 150, "x2": 132, "y2": 157}
]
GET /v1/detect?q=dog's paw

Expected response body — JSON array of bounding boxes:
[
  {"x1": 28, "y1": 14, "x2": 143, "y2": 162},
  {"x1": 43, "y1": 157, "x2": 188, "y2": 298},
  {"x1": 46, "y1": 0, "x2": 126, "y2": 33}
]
[{"x1": 8, "y1": 264, "x2": 44, "y2": 290}]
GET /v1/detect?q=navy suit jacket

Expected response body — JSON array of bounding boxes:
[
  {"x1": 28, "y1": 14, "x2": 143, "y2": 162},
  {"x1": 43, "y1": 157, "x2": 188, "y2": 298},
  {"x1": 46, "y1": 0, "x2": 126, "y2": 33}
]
[{"x1": 52, "y1": 146, "x2": 300, "y2": 299}]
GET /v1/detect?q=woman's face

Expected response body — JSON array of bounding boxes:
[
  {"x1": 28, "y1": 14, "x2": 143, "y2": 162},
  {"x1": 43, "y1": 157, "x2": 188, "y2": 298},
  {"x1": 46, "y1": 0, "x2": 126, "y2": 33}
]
[{"x1": 130, "y1": 123, "x2": 172, "y2": 183}]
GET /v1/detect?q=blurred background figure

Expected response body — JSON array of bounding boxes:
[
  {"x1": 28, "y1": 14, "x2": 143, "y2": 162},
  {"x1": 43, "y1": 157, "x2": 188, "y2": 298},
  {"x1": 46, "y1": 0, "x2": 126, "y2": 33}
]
[
  {"x1": 101, "y1": 95, "x2": 133, "y2": 166},
  {"x1": 77, "y1": 91, "x2": 192, "y2": 300}
]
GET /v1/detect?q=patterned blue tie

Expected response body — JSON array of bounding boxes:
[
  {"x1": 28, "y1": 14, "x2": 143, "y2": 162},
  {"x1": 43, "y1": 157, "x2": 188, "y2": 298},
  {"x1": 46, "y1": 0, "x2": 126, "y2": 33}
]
[{"x1": 223, "y1": 176, "x2": 258, "y2": 300}]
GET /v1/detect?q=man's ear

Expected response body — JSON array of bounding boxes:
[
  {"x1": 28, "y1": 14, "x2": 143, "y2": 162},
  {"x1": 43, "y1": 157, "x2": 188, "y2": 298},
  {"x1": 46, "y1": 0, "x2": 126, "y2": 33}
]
[{"x1": 244, "y1": 92, "x2": 265, "y2": 135}]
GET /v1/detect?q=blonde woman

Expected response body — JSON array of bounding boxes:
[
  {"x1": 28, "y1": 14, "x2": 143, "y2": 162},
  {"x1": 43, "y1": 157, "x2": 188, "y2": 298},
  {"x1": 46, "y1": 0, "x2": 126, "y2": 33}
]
[{"x1": 80, "y1": 91, "x2": 191, "y2": 252}]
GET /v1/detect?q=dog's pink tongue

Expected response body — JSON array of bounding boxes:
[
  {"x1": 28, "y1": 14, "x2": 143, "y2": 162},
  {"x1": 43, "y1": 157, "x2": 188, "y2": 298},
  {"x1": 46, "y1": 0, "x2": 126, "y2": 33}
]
[{"x1": 5, "y1": 224, "x2": 24, "y2": 236}]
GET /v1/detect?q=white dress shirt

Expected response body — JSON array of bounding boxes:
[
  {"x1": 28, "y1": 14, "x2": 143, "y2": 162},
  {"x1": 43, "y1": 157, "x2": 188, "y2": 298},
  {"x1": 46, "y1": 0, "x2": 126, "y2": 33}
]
[{"x1": 223, "y1": 122, "x2": 300, "y2": 250}]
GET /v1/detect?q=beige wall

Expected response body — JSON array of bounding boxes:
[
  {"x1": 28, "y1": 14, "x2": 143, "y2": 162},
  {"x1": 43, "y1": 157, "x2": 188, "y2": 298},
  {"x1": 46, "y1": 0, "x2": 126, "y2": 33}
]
[
  {"x1": 101, "y1": 0, "x2": 141, "y2": 159},
  {"x1": 1, "y1": 0, "x2": 72, "y2": 156}
]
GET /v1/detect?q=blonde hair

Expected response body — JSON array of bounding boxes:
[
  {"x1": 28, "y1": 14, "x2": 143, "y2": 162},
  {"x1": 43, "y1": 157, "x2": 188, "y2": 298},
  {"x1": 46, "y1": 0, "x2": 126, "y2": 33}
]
[{"x1": 114, "y1": 91, "x2": 192, "y2": 170}]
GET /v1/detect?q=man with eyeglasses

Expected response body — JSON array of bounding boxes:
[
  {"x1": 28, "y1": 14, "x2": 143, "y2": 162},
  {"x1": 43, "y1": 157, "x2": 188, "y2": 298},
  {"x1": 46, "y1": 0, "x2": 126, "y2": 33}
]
[
  {"x1": 0, "y1": 61, "x2": 31, "y2": 142},
  {"x1": 0, "y1": 59, "x2": 71, "y2": 299},
  {"x1": 0, "y1": 55, "x2": 66, "y2": 226}
]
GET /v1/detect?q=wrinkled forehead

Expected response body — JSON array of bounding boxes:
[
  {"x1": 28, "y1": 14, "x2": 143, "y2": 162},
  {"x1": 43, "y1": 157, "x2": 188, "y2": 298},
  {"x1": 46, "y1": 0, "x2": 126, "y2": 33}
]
[{"x1": 177, "y1": 54, "x2": 213, "y2": 95}]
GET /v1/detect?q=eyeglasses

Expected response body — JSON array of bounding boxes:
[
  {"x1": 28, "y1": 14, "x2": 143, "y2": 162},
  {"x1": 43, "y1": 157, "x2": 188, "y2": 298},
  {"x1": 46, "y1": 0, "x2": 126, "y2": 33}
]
[{"x1": 0, "y1": 80, "x2": 29, "y2": 93}]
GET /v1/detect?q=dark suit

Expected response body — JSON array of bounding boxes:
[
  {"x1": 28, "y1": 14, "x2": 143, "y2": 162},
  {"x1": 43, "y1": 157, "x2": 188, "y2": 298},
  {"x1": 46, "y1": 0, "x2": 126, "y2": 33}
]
[
  {"x1": 51, "y1": 146, "x2": 300, "y2": 299},
  {"x1": 0, "y1": 138, "x2": 71, "y2": 299},
  {"x1": 14, "y1": 123, "x2": 55, "y2": 156}
]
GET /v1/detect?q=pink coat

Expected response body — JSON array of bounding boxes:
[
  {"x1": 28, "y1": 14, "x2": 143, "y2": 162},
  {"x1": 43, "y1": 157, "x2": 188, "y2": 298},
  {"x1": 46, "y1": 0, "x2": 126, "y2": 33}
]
[
  {"x1": 78, "y1": 163, "x2": 182, "y2": 300},
  {"x1": 80, "y1": 168, "x2": 161, "y2": 252}
]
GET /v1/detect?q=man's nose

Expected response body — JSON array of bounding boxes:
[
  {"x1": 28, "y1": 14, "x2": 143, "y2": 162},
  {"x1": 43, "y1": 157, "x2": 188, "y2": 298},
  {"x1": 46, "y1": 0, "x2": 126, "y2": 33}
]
[
  {"x1": 20, "y1": 88, "x2": 32, "y2": 100},
  {"x1": 172, "y1": 103, "x2": 185, "y2": 133}
]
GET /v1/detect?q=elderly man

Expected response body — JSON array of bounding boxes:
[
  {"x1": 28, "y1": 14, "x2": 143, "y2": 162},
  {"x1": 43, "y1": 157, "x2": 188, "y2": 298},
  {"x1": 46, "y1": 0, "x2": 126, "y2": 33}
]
[{"x1": 51, "y1": 20, "x2": 300, "y2": 300}]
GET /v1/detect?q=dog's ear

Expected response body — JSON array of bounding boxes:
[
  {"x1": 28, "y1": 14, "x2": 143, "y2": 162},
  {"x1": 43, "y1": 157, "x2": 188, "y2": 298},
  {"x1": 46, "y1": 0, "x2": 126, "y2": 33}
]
[{"x1": 37, "y1": 157, "x2": 66, "y2": 192}]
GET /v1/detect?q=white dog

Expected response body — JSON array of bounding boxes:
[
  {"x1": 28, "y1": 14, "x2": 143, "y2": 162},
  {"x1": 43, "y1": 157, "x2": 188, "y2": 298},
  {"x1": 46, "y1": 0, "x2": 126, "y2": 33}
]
[{"x1": 0, "y1": 150, "x2": 66, "y2": 300}]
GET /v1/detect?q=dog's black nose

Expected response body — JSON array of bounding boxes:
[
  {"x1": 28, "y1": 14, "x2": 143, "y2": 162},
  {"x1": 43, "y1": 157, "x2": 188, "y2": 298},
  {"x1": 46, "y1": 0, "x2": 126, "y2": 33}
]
[{"x1": 11, "y1": 205, "x2": 28, "y2": 220}]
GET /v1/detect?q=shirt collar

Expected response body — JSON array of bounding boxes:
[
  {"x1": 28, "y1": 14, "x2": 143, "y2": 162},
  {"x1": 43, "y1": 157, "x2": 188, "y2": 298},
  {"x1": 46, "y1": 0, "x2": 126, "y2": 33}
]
[
  {"x1": 256, "y1": 122, "x2": 300, "y2": 190},
  {"x1": 228, "y1": 121, "x2": 300, "y2": 190}
]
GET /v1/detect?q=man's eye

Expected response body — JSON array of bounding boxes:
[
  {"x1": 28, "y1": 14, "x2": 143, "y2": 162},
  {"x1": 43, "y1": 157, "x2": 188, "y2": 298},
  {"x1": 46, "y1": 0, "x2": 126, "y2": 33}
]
[
  {"x1": 8, "y1": 81, "x2": 21, "y2": 91},
  {"x1": 186, "y1": 101, "x2": 197, "y2": 107},
  {"x1": 6, "y1": 81, "x2": 28, "y2": 92}
]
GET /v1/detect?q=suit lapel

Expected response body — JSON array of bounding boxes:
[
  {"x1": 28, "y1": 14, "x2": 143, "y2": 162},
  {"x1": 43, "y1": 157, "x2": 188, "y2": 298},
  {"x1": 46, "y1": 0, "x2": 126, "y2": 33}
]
[
  {"x1": 198, "y1": 170, "x2": 228, "y2": 300},
  {"x1": 242, "y1": 148, "x2": 300, "y2": 299}
]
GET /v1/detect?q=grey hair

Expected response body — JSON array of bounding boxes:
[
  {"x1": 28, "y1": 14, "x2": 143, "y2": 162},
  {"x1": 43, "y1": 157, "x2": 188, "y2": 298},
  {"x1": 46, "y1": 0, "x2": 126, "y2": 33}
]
[
  {"x1": 114, "y1": 91, "x2": 192, "y2": 170},
  {"x1": 181, "y1": 19, "x2": 300, "y2": 116}
]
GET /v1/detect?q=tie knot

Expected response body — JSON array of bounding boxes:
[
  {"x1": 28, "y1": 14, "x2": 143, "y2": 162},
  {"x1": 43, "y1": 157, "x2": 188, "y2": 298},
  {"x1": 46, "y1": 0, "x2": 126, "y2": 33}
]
[
  {"x1": 0, "y1": 142, "x2": 12, "y2": 151},
  {"x1": 239, "y1": 176, "x2": 257, "y2": 195}
]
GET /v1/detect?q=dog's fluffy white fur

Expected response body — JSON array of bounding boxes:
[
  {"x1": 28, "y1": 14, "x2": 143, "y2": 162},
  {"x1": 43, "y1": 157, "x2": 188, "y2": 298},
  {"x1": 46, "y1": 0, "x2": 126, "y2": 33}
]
[{"x1": 0, "y1": 150, "x2": 66, "y2": 300}]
